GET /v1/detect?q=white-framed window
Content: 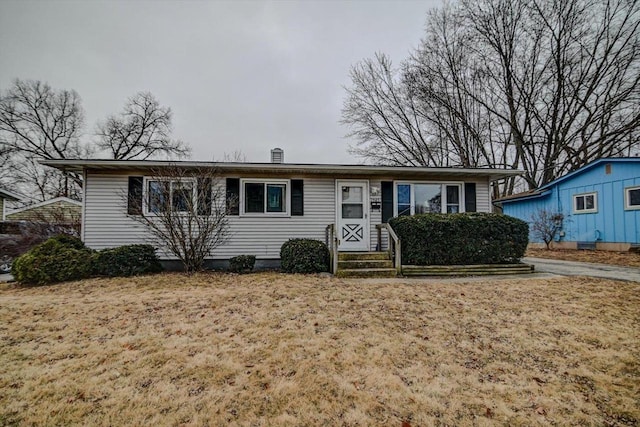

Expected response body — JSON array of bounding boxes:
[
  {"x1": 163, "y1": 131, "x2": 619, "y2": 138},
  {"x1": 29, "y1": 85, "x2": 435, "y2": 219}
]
[
  {"x1": 624, "y1": 186, "x2": 640, "y2": 210},
  {"x1": 573, "y1": 192, "x2": 597, "y2": 213},
  {"x1": 144, "y1": 177, "x2": 197, "y2": 214},
  {"x1": 394, "y1": 182, "x2": 463, "y2": 216},
  {"x1": 241, "y1": 179, "x2": 289, "y2": 216}
]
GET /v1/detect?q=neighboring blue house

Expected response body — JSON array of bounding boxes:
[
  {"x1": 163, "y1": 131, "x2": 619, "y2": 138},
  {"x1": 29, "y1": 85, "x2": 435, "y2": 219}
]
[{"x1": 497, "y1": 158, "x2": 640, "y2": 251}]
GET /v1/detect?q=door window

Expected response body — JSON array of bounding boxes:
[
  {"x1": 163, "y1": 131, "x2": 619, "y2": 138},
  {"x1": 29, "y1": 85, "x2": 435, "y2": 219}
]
[{"x1": 341, "y1": 186, "x2": 363, "y2": 218}]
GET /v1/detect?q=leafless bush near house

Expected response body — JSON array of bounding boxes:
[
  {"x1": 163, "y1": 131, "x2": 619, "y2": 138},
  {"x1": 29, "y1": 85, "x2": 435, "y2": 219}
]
[
  {"x1": 0, "y1": 220, "x2": 80, "y2": 261},
  {"x1": 124, "y1": 165, "x2": 230, "y2": 273},
  {"x1": 530, "y1": 209, "x2": 565, "y2": 249}
]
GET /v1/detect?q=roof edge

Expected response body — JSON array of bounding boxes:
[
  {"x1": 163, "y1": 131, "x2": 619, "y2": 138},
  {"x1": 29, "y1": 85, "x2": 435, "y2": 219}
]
[
  {"x1": 539, "y1": 157, "x2": 640, "y2": 191},
  {"x1": 40, "y1": 159, "x2": 523, "y2": 181},
  {"x1": 495, "y1": 189, "x2": 552, "y2": 204},
  {"x1": 0, "y1": 188, "x2": 22, "y2": 201},
  {"x1": 6, "y1": 196, "x2": 82, "y2": 215}
]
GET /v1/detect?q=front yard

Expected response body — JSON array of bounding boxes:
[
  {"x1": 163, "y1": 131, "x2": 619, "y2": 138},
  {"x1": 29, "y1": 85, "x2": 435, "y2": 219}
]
[{"x1": 1, "y1": 273, "x2": 638, "y2": 426}]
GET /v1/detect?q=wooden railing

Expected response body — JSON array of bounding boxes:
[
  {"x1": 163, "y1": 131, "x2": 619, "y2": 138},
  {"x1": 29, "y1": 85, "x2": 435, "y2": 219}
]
[
  {"x1": 376, "y1": 223, "x2": 402, "y2": 275},
  {"x1": 325, "y1": 223, "x2": 339, "y2": 274}
]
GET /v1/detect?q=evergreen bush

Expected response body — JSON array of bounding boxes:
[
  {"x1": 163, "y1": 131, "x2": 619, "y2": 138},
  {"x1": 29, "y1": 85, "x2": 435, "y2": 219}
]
[
  {"x1": 389, "y1": 213, "x2": 528, "y2": 265},
  {"x1": 280, "y1": 239, "x2": 330, "y2": 273},
  {"x1": 228, "y1": 255, "x2": 256, "y2": 273},
  {"x1": 92, "y1": 244, "x2": 163, "y2": 277},
  {"x1": 12, "y1": 235, "x2": 93, "y2": 285}
]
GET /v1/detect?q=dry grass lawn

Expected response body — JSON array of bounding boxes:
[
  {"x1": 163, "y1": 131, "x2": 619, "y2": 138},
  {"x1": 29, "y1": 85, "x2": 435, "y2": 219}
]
[
  {"x1": 1, "y1": 273, "x2": 638, "y2": 426},
  {"x1": 527, "y1": 248, "x2": 640, "y2": 267}
]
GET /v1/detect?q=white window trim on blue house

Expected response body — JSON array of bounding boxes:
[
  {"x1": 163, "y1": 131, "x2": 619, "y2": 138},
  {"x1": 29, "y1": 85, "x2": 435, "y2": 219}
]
[
  {"x1": 573, "y1": 191, "x2": 598, "y2": 214},
  {"x1": 624, "y1": 186, "x2": 640, "y2": 210}
]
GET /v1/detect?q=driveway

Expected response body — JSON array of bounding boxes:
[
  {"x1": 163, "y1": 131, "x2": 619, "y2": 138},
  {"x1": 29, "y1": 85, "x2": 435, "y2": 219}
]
[{"x1": 523, "y1": 257, "x2": 640, "y2": 282}]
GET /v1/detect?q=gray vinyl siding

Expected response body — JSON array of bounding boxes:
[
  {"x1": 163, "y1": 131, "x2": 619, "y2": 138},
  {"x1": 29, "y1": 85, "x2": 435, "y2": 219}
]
[
  {"x1": 83, "y1": 174, "x2": 149, "y2": 249},
  {"x1": 220, "y1": 178, "x2": 334, "y2": 258},
  {"x1": 475, "y1": 178, "x2": 491, "y2": 212},
  {"x1": 83, "y1": 173, "x2": 493, "y2": 260},
  {"x1": 83, "y1": 173, "x2": 335, "y2": 259}
]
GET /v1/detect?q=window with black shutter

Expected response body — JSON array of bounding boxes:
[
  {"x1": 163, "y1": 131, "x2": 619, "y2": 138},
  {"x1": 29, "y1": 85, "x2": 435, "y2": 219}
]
[
  {"x1": 127, "y1": 176, "x2": 143, "y2": 215},
  {"x1": 381, "y1": 181, "x2": 394, "y2": 222},
  {"x1": 197, "y1": 178, "x2": 212, "y2": 215},
  {"x1": 226, "y1": 178, "x2": 240, "y2": 215},
  {"x1": 291, "y1": 179, "x2": 304, "y2": 216},
  {"x1": 464, "y1": 183, "x2": 477, "y2": 212}
]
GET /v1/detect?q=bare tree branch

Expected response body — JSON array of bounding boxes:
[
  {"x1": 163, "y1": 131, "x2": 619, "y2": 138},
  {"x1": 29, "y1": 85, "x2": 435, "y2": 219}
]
[{"x1": 96, "y1": 92, "x2": 191, "y2": 160}]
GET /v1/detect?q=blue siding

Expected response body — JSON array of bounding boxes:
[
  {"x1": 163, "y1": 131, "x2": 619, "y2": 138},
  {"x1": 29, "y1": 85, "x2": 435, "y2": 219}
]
[{"x1": 503, "y1": 159, "x2": 640, "y2": 244}]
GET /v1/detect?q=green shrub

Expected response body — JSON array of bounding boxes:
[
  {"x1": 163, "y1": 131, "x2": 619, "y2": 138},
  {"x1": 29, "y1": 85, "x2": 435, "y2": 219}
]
[
  {"x1": 389, "y1": 213, "x2": 528, "y2": 265},
  {"x1": 280, "y1": 239, "x2": 330, "y2": 273},
  {"x1": 228, "y1": 255, "x2": 256, "y2": 273},
  {"x1": 47, "y1": 234, "x2": 86, "y2": 250},
  {"x1": 92, "y1": 244, "x2": 163, "y2": 277},
  {"x1": 12, "y1": 236, "x2": 93, "y2": 285}
]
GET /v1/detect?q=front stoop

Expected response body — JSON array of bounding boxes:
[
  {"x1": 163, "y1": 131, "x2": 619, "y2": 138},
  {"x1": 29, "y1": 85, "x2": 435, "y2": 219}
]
[{"x1": 336, "y1": 252, "x2": 397, "y2": 278}]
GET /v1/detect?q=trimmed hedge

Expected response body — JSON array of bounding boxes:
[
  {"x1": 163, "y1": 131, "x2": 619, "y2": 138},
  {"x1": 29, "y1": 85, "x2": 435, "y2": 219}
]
[
  {"x1": 228, "y1": 255, "x2": 256, "y2": 273},
  {"x1": 389, "y1": 213, "x2": 528, "y2": 265},
  {"x1": 280, "y1": 239, "x2": 330, "y2": 273},
  {"x1": 92, "y1": 244, "x2": 163, "y2": 277},
  {"x1": 12, "y1": 235, "x2": 93, "y2": 285}
]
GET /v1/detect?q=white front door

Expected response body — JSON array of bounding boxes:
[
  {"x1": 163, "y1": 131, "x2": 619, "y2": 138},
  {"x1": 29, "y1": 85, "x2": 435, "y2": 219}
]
[{"x1": 336, "y1": 180, "x2": 369, "y2": 251}]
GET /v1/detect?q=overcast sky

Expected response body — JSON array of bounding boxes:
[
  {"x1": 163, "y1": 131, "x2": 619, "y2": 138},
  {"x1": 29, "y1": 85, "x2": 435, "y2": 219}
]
[{"x1": 0, "y1": 0, "x2": 439, "y2": 164}]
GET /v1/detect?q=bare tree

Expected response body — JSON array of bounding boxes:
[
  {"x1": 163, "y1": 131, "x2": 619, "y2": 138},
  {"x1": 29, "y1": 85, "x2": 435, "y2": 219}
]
[
  {"x1": 0, "y1": 79, "x2": 86, "y2": 199},
  {"x1": 124, "y1": 165, "x2": 229, "y2": 272},
  {"x1": 97, "y1": 92, "x2": 191, "y2": 160},
  {"x1": 13, "y1": 157, "x2": 84, "y2": 201},
  {"x1": 341, "y1": 53, "x2": 446, "y2": 166},
  {"x1": 342, "y1": 0, "x2": 640, "y2": 194},
  {"x1": 405, "y1": 4, "x2": 521, "y2": 196},
  {"x1": 530, "y1": 209, "x2": 564, "y2": 249},
  {"x1": 0, "y1": 142, "x2": 15, "y2": 186},
  {"x1": 0, "y1": 79, "x2": 85, "y2": 160},
  {"x1": 461, "y1": 0, "x2": 640, "y2": 188}
]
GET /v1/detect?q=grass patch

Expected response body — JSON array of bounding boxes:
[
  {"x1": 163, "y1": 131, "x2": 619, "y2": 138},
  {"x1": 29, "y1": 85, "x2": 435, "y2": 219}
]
[
  {"x1": 1, "y1": 273, "x2": 638, "y2": 425},
  {"x1": 527, "y1": 248, "x2": 640, "y2": 267}
]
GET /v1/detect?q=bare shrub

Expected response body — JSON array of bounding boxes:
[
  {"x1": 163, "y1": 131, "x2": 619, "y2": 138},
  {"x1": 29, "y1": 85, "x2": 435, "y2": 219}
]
[
  {"x1": 530, "y1": 209, "x2": 564, "y2": 249},
  {"x1": 125, "y1": 165, "x2": 229, "y2": 273}
]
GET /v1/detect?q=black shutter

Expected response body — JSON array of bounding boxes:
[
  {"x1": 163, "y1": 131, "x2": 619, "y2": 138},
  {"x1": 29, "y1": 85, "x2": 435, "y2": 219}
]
[
  {"x1": 381, "y1": 181, "x2": 394, "y2": 223},
  {"x1": 465, "y1": 182, "x2": 477, "y2": 212},
  {"x1": 127, "y1": 176, "x2": 143, "y2": 215},
  {"x1": 226, "y1": 178, "x2": 239, "y2": 215},
  {"x1": 291, "y1": 179, "x2": 304, "y2": 216},
  {"x1": 197, "y1": 177, "x2": 212, "y2": 215}
]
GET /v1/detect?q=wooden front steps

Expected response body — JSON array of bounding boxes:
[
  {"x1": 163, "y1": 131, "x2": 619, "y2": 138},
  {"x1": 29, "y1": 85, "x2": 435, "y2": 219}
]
[{"x1": 336, "y1": 252, "x2": 397, "y2": 278}]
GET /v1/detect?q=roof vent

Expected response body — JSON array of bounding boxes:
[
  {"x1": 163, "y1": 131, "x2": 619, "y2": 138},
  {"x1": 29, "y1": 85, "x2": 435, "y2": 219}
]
[{"x1": 271, "y1": 148, "x2": 284, "y2": 164}]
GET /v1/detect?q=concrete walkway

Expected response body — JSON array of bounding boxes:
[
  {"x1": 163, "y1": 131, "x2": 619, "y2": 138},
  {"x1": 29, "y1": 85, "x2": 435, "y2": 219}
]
[{"x1": 523, "y1": 257, "x2": 640, "y2": 282}]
